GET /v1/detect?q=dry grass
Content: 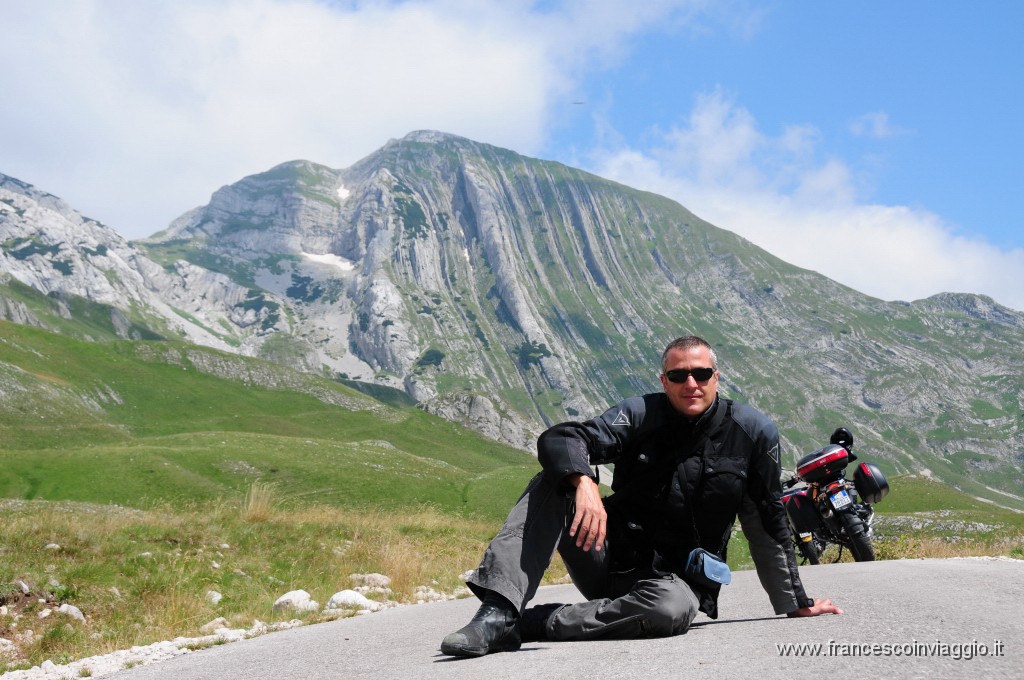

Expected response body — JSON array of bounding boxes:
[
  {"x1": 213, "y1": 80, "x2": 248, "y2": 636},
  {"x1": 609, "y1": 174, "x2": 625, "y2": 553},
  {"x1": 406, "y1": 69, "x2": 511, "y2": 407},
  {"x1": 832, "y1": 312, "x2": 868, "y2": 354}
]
[
  {"x1": 0, "y1": 500, "x2": 502, "y2": 671},
  {"x1": 242, "y1": 481, "x2": 277, "y2": 523},
  {"x1": 875, "y1": 534, "x2": 1024, "y2": 561},
  {"x1": 796, "y1": 532, "x2": 1024, "y2": 565}
]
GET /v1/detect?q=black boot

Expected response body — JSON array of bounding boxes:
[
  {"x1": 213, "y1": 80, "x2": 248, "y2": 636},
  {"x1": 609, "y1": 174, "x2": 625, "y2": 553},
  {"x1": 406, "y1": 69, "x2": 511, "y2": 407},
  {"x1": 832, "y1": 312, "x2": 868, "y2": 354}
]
[
  {"x1": 519, "y1": 603, "x2": 563, "y2": 642},
  {"x1": 440, "y1": 592, "x2": 521, "y2": 657}
]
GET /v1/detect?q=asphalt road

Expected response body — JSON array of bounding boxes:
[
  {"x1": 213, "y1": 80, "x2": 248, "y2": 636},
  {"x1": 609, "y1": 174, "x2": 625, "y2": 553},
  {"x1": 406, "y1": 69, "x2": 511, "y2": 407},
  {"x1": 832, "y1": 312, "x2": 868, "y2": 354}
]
[{"x1": 111, "y1": 557, "x2": 1023, "y2": 680}]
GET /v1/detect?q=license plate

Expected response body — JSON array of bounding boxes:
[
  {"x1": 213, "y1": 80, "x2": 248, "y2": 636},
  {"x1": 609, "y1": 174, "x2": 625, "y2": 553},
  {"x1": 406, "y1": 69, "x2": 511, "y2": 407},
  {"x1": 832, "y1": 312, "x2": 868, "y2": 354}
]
[{"x1": 830, "y1": 489, "x2": 852, "y2": 510}]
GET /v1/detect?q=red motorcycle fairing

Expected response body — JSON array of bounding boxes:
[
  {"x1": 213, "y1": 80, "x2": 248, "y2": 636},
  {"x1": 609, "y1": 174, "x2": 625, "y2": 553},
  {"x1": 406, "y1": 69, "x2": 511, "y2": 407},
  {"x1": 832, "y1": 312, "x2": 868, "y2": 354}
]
[
  {"x1": 796, "y1": 444, "x2": 849, "y2": 483},
  {"x1": 781, "y1": 487, "x2": 823, "y2": 533}
]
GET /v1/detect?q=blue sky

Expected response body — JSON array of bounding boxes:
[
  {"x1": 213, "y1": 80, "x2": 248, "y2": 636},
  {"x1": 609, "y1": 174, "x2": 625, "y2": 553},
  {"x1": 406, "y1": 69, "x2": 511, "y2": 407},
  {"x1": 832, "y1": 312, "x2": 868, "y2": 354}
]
[
  {"x1": 2, "y1": 1, "x2": 1022, "y2": 310},
  {"x1": 572, "y1": 2, "x2": 1020, "y2": 245}
]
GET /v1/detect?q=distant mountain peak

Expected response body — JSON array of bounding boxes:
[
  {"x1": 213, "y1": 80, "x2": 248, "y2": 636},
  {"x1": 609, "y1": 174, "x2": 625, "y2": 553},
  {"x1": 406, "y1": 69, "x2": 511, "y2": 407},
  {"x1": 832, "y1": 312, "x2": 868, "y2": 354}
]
[{"x1": 399, "y1": 129, "x2": 461, "y2": 144}]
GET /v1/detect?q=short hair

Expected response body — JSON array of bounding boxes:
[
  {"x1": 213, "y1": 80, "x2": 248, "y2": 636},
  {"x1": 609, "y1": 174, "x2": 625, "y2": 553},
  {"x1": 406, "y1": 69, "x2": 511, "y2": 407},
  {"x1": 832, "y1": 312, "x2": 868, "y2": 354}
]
[{"x1": 661, "y1": 335, "x2": 718, "y2": 371}]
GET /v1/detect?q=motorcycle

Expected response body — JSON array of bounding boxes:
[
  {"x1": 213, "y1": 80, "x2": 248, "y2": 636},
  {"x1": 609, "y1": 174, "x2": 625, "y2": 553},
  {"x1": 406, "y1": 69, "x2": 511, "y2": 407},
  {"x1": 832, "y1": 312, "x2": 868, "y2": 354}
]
[{"x1": 781, "y1": 427, "x2": 889, "y2": 564}]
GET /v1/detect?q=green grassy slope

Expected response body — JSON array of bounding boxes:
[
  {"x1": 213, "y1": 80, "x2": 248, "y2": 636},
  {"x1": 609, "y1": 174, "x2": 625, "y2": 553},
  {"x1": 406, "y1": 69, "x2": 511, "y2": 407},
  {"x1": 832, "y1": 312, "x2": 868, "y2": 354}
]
[{"x1": 0, "y1": 321, "x2": 537, "y2": 521}]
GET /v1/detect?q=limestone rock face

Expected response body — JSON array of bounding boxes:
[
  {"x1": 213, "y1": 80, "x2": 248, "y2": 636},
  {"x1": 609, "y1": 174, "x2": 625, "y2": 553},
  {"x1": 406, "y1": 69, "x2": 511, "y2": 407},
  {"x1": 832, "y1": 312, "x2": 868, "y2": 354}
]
[
  {"x1": 2, "y1": 132, "x2": 1023, "y2": 502},
  {"x1": 420, "y1": 392, "x2": 535, "y2": 452},
  {"x1": 0, "y1": 173, "x2": 283, "y2": 353}
]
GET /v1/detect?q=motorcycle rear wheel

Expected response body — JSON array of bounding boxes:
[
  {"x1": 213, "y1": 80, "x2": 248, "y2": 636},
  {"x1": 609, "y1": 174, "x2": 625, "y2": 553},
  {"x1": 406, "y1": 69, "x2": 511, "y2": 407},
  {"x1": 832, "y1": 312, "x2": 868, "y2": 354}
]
[
  {"x1": 797, "y1": 538, "x2": 820, "y2": 565},
  {"x1": 838, "y1": 508, "x2": 875, "y2": 561}
]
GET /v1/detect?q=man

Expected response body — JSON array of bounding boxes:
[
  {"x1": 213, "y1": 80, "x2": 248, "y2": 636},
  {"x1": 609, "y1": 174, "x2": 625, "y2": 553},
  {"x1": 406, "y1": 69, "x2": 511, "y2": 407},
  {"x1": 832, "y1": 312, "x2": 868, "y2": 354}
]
[{"x1": 440, "y1": 335, "x2": 840, "y2": 657}]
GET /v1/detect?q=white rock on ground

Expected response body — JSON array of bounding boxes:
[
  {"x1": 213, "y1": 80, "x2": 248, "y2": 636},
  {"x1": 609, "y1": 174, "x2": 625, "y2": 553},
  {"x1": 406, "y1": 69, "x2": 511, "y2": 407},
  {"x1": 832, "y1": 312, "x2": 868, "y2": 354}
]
[
  {"x1": 57, "y1": 604, "x2": 86, "y2": 623},
  {"x1": 349, "y1": 573, "x2": 391, "y2": 589},
  {"x1": 272, "y1": 590, "x2": 319, "y2": 612},
  {"x1": 199, "y1": 617, "x2": 230, "y2": 634},
  {"x1": 325, "y1": 590, "x2": 381, "y2": 612}
]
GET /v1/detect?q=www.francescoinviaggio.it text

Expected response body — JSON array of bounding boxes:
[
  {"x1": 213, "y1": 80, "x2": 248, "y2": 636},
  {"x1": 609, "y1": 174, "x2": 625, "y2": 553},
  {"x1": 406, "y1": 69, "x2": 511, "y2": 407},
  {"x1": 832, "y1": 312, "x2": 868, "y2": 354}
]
[{"x1": 776, "y1": 639, "x2": 1005, "y2": 660}]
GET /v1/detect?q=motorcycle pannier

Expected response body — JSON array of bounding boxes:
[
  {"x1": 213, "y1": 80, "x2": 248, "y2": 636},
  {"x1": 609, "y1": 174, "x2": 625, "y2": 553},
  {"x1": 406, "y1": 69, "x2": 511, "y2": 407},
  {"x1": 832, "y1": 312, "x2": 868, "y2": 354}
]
[
  {"x1": 796, "y1": 444, "x2": 849, "y2": 483},
  {"x1": 781, "y1": 488, "x2": 822, "y2": 533},
  {"x1": 853, "y1": 462, "x2": 889, "y2": 504}
]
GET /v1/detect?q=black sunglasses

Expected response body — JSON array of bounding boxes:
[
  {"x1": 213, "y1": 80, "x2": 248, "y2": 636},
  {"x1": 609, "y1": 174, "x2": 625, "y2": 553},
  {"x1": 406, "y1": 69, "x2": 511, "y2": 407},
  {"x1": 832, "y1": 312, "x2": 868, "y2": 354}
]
[{"x1": 664, "y1": 368, "x2": 716, "y2": 383}]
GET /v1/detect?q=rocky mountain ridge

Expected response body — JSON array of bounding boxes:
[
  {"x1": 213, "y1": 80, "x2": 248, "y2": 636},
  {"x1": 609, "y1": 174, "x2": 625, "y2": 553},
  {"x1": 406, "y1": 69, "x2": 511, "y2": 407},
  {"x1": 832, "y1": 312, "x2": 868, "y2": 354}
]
[
  {"x1": 0, "y1": 173, "x2": 283, "y2": 353},
  {"x1": 2, "y1": 131, "x2": 1022, "y2": 505}
]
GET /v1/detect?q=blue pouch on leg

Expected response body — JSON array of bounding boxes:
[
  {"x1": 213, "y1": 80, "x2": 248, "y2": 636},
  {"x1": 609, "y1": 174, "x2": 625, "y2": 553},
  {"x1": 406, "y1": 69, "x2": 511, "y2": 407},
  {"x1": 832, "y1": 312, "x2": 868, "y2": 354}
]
[{"x1": 684, "y1": 548, "x2": 732, "y2": 588}]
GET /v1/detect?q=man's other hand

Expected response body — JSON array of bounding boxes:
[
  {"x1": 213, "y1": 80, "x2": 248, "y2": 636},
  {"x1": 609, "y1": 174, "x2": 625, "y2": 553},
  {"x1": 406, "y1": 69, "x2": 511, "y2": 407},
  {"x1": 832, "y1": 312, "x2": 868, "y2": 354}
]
[{"x1": 787, "y1": 598, "x2": 843, "y2": 617}]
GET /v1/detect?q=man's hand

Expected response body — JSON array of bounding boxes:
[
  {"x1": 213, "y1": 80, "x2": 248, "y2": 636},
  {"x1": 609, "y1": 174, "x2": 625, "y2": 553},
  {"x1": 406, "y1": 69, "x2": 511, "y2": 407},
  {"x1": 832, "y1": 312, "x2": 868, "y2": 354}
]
[
  {"x1": 568, "y1": 474, "x2": 607, "y2": 552},
  {"x1": 787, "y1": 598, "x2": 843, "y2": 617}
]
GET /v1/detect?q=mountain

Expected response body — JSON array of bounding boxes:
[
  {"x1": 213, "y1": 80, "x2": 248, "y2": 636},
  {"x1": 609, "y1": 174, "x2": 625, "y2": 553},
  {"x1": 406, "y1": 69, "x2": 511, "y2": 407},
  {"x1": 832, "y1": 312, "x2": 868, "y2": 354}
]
[
  {"x1": 0, "y1": 173, "x2": 287, "y2": 353},
  {"x1": 2, "y1": 131, "x2": 1022, "y2": 509}
]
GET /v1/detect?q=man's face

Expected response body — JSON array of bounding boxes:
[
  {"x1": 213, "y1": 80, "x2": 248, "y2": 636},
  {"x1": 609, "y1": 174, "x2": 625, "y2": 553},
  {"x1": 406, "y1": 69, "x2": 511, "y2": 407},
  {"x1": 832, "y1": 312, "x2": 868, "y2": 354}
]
[{"x1": 659, "y1": 345, "x2": 719, "y2": 418}]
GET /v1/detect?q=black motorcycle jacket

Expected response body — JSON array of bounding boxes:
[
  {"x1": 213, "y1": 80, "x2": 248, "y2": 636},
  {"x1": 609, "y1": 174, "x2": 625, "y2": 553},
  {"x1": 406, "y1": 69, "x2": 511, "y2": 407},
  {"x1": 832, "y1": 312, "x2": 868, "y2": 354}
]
[{"x1": 537, "y1": 393, "x2": 814, "y2": 618}]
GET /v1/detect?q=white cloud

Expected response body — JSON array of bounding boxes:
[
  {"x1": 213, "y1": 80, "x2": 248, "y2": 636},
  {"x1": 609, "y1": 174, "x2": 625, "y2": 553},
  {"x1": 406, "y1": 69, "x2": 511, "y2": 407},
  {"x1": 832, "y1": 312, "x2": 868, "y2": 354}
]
[
  {"x1": 592, "y1": 91, "x2": 1024, "y2": 312},
  {"x1": 1, "y1": 0, "x2": 561, "y2": 235},
  {"x1": 849, "y1": 111, "x2": 909, "y2": 139},
  {"x1": 0, "y1": 0, "x2": 695, "y2": 238}
]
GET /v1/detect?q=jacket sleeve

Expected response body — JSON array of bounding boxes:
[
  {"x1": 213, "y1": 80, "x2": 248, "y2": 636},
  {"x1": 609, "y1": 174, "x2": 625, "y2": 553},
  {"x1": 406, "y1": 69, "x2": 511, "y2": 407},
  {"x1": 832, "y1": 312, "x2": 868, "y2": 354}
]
[
  {"x1": 536, "y1": 395, "x2": 655, "y2": 486},
  {"x1": 737, "y1": 423, "x2": 815, "y2": 614}
]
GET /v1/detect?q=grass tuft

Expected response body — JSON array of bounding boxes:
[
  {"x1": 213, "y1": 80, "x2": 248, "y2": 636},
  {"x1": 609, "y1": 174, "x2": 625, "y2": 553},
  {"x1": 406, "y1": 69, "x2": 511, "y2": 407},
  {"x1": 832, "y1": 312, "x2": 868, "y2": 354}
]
[{"x1": 242, "y1": 481, "x2": 276, "y2": 523}]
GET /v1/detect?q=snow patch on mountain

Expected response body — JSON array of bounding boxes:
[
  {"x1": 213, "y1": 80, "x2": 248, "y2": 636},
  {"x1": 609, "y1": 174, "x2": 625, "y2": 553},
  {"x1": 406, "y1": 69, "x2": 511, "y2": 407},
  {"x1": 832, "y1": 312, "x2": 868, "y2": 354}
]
[{"x1": 301, "y1": 252, "x2": 356, "y2": 273}]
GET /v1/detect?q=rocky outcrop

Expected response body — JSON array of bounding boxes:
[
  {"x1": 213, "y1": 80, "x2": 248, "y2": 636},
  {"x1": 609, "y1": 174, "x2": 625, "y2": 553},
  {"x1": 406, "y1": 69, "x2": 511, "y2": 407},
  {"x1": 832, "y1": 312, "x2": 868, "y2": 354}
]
[{"x1": 420, "y1": 392, "x2": 536, "y2": 452}]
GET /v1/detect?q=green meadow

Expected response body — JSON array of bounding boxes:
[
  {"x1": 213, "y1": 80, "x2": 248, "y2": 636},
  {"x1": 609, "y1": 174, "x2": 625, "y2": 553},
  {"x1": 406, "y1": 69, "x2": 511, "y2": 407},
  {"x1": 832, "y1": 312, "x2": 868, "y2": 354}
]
[
  {"x1": 0, "y1": 322, "x2": 543, "y2": 671},
  {"x1": 0, "y1": 322, "x2": 537, "y2": 515}
]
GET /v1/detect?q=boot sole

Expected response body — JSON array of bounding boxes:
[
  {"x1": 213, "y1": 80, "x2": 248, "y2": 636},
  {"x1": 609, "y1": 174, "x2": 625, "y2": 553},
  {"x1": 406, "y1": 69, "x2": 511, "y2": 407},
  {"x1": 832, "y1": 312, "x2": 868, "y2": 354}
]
[{"x1": 440, "y1": 637, "x2": 521, "y2": 657}]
